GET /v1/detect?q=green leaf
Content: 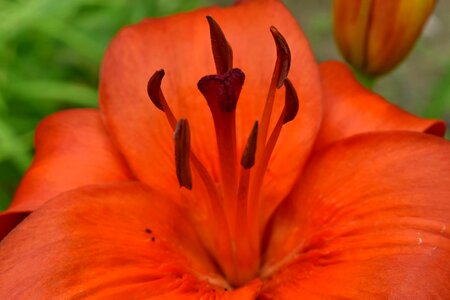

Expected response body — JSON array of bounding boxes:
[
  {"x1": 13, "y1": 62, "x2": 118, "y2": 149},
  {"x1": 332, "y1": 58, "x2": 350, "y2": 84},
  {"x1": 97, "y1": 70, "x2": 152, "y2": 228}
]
[
  {"x1": 6, "y1": 79, "x2": 98, "y2": 107},
  {"x1": 0, "y1": 187, "x2": 10, "y2": 211},
  {"x1": 36, "y1": 21, "x2": 105, "y2": 64},
  {"x1": 0, "y1": 119, "x2": 32, "y2": 172}
]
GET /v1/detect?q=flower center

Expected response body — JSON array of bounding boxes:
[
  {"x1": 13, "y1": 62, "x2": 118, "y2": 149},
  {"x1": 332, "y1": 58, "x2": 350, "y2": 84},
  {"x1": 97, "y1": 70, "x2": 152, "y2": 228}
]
[{"x1": 147, "y1": 16, "x2": 299, "y2": 288}]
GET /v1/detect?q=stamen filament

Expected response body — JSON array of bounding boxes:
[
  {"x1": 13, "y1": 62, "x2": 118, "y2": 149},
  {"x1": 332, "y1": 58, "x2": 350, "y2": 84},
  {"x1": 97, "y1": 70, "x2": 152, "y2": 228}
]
[
  {"x1": 237, "y1": 121, "x2": 259, "y2": 232},
  {"x1": 229, "y1": 121, "x2": 261, "y2": 286},
  {"x1": 231, "y1": 166, "x2": 259, "y2": 286},
  {"x1": 248, "y1": 108, "x2": 285, "y2": 243},
  {"x1": 248, "y1": 78, "x2": 299, "y2": 251},
  {"x1": 257, "y1": 64, "x2": 278, "y2": 162},
  {"x1": 256, "y1": 26, "x2": 291, "y2": 164}
]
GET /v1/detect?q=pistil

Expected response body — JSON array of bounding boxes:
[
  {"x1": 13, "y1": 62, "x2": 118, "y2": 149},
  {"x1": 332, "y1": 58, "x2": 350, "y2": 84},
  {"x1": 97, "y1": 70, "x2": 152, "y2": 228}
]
[
  {"x1": 198, "y1": 69, "x2": 244, "y2": 220},
  {"x1": 206, "y1": 16, "x2": 233, "y2": 75},
  {"x1": 200, "y1": 15, "x2": 241, "y2": 219}
]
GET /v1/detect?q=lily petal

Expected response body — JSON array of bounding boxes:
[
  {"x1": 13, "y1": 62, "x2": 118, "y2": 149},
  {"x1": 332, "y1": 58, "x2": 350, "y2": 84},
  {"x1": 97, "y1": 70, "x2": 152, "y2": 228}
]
[
  {"x1": 0, "y1": 109, "x2": 133, "y2": 240},
  {"x1": 99, "y1": 0, "x2": 321, "y2": 220},
  {"x1": 0, "y1": 183, "x2": 262, "y2": 299},
  {"x1": 314, "y1": 61, "x2": 446, "y2": 150},
  {"x1": 263, "y1": 131, "x2": 450, "y2": 298}
]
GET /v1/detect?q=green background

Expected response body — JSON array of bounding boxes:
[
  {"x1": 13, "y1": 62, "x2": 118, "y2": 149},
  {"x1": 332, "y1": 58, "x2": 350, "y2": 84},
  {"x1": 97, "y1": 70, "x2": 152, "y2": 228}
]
[{"x1": 0, "y1": 0, "x2": 449, "y2": 210}]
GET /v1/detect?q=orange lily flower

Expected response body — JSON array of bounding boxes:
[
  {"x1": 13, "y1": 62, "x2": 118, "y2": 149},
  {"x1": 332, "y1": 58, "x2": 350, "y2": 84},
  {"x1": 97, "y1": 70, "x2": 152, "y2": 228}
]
[
  {"x1": 1, "y1": 0, "x2": 449, "y2": 298},
  {"x1": 333, "y1": 0, "x2": 437, "y2": 76}
]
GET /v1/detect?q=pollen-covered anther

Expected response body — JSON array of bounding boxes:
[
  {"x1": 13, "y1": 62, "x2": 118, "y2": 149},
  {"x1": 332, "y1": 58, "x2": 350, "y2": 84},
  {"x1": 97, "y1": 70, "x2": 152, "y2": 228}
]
[
  {"x1": 206, "y1": 16, "x2": 233, "y2": 75},
  {"x1": 198, "y1": 68, "x2": 245, "y2": 112},
  {"x1": 174, "y1": 119, "x2": 192, "y2": 190}
]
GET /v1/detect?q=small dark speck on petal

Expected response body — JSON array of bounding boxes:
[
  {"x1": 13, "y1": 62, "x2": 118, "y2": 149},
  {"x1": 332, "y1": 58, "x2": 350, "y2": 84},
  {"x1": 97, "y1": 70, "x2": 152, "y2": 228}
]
[
  {"x1": 145, "y1": 228, "x2": 152, "y2": 234},
  {"x1": 151, "y1": 237, "x2": 156, "y2": 242}
]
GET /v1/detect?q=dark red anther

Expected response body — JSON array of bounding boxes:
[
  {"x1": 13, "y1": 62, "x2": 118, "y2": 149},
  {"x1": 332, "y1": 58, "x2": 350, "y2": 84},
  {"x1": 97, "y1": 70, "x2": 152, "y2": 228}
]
[
  {"x1": 197, "y1": 68, "x2": 245, "y2": 112},
  {"x1": 270, "y1": 26, "x2": 291, "y2": 88},
  {"x1": 283, "y1": 78, "x2": 299, "y2": 124},
  {"x1": 206, "y1": 16, "x2": 233, "y2": 75},
  {"x1": 241, "y1": 121, "x2": 259, "y2": 169},
  {"x1": 147, "y1": 69, "x2": 165, "y2": 111},
  {"x1": 174, "y1": 119, "x2": 192, "y2": 190}
]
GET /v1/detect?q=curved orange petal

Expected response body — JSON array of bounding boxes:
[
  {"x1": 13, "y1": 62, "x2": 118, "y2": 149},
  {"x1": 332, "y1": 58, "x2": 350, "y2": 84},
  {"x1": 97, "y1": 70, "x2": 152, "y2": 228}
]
[
  {"x1": 99, "y1": 0, "x2": 321, "y2": 220},
  {"x1": 0, "y1": 109, "x2": 133, "y2": 240},
  {"x1": 263, "y1": 132, "x2": 450, "y2": 298},
  {"x1": 0, "y1": 183, "x2": 262, "y2": 299},
  {"x1": 314, "y1": 61, "x2": 446, "y2": 150}
]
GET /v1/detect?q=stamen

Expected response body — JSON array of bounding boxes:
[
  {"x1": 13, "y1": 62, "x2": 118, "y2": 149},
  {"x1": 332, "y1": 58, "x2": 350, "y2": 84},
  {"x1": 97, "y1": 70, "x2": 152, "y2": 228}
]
[
  {"x1": 248, "y1": 78, "x2": 300, "y2": 253},
  {"x1": 147, "y1": 70, "x2": 228, "y2": 218},
  {"x1": 206, "y1": 16, "x2": 233, "y2": 75},
  {"x1": 174, "y1": 119, "x2": 192, "y2": 190},
  {"x1": 255, "y1": 78, "x2": 300, "y2": 190},
  {"x1": 257, "y1": 26, "x2": 291, "y2": 161},
  {"x1": 147, "y1": 69, "x2": 224, "y2": 199}
]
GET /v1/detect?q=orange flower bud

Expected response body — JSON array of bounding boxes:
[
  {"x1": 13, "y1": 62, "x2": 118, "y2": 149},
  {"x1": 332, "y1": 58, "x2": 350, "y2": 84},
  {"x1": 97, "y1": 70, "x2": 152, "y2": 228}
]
[{"x1": 333, "y1": 0, "x2": 436, "y2": 77}]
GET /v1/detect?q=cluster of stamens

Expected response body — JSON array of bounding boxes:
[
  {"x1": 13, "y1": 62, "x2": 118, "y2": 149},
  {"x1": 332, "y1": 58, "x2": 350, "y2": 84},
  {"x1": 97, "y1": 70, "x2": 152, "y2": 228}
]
[{"x1": 147, "y1": 16, "x2": 299, "y2": 288}]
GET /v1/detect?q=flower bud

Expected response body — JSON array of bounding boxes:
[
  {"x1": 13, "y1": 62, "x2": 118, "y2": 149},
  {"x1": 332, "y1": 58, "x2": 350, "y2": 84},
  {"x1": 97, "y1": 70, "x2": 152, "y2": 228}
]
[{"x1": 333, "y1": 0, "x2": 436, "y2": 77}]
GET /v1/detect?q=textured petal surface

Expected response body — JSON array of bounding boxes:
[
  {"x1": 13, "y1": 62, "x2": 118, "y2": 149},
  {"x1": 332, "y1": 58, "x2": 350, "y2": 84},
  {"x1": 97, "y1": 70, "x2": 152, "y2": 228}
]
[
  {"x1": 0, "y1": 183, "x2": 262, "y2": 299},
  {"x1": 99, "y1": 0, "x2": 321, "y2": 223},
  {"x1": 263, "y1": 132, "x2": 450, "y2": 299},
  {"x1": 0, "y1": 109, "x2": 133, "y2": 240},
  {"x1": 314, "y1": 61, "x2": 445, "y2": 150}
]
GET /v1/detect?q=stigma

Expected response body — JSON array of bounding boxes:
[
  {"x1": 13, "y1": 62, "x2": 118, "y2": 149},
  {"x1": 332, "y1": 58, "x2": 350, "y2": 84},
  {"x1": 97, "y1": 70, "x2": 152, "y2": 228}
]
[{"x1": 147, "y1": 16, "x2": 299, "y2": 288}]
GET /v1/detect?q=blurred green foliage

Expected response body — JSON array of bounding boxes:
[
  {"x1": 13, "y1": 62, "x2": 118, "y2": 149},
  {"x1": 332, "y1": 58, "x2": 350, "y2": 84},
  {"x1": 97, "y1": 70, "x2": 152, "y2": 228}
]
[{"x1": 0, "y1": 0, "x2": 208, "y2": 209}]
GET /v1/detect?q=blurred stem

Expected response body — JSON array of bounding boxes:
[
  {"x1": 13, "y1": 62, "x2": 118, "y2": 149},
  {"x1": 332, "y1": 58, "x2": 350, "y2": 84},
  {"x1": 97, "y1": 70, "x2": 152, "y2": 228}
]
[{"x1": 353, "y1": 68, "x2": 377, "y2": 90}]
